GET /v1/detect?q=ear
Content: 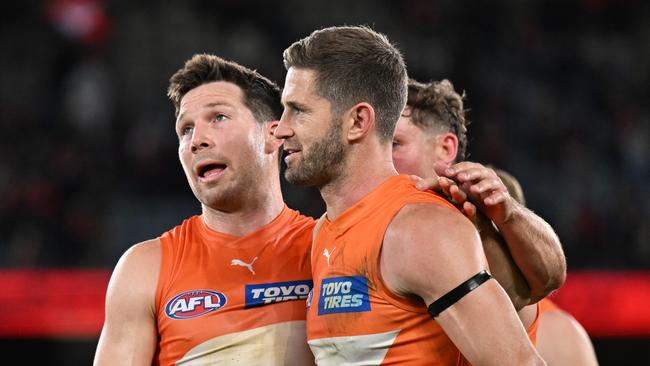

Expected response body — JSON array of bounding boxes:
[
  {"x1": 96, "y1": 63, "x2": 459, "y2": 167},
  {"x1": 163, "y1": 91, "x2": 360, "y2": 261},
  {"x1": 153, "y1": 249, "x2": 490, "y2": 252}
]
[
  {"x1": 264, "y1": 120, "x2": 284, "y2": 154},
  {"x1": 345, "y1": 102, "x2": 375, "y2": 143},
  {"x1": 433, "y1": 132, "x2": 459, "y2": 164}
]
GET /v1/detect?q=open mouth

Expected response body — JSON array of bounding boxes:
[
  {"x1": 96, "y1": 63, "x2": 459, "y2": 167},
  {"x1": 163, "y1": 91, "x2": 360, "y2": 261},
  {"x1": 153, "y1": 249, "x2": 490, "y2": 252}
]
[
  {"x1": 197, "y1": 163, "x2": 227, "y2": 180},
  {"x1": 284, "y1": 148, "x2": 301, "y2": 161}
]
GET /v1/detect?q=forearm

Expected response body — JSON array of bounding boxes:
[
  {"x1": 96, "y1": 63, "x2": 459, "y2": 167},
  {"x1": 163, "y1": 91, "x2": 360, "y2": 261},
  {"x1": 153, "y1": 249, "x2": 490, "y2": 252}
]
[
  {"x1": 478, "y1": 219, "x2": 531, "y2": 310},
  {"x1": 495, "y1": 203, "x2": 566, "y2": 302}
]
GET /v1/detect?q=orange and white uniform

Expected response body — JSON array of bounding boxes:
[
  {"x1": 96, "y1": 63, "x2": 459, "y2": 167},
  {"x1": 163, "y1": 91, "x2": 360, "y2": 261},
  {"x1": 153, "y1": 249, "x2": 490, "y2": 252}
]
[
  {"x1": 154, "y1": 206, "x2": 316, "y2": 365},
  {"x1": 307, "y1": 175, "x2": 468, "y2": 365}
]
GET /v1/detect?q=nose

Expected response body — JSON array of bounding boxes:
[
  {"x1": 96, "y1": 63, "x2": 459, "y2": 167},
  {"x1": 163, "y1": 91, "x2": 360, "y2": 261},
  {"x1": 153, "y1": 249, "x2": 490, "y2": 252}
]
[
  {"x1": 190, "y1": 124, "x2": 212, "y2": 153},
  {"x1": 274, "y1": 111, "x2": 293, "y2": 140}
]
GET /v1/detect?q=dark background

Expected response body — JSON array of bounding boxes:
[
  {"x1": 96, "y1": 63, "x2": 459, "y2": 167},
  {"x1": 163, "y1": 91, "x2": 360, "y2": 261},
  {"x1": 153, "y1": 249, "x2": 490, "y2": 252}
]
[{"x1": 0, "y1": 0, "x2": 648, "y2": 364}]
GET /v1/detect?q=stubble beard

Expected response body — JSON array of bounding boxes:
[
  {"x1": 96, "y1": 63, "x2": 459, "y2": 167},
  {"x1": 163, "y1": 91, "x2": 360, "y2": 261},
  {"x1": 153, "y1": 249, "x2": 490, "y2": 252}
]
[{"x1": 284, "y1": 119, "x2": 347, "y2": 188}]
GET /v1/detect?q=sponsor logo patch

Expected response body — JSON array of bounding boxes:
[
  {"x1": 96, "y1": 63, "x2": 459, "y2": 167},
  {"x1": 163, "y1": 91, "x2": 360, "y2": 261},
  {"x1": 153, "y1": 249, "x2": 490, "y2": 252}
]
[
  {"x1": 245, "y1": 280, "x2": 313, "y2": 309},
  {"x1": 318, "y1": 276, "x2": 371, "y2": 315},
  {"x1": 165, "y1": 290, "x2": 227, "y2": 319}
]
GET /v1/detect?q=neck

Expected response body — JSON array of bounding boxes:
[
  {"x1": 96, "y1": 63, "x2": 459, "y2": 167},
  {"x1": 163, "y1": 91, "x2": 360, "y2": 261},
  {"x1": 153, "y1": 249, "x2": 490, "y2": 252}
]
[
  {"x1": 202, "y1": 172, "x2": 285, "y2": 237},
  {"x1": 320, "y1": 140, "x2": 397, "y2": 220}
]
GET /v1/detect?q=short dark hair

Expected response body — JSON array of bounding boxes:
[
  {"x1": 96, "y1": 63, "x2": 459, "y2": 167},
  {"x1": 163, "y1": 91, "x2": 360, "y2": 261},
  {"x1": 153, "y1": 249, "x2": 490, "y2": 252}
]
[
  {"x1": 406, "y1": 79, "x2": 470, "y2": 162},
  {"x1": 168, "y1": 54, "x2": 282, "y2": 123},
  {"x1": 283, "y1": 26, "x2": 408, "y2": 142}
]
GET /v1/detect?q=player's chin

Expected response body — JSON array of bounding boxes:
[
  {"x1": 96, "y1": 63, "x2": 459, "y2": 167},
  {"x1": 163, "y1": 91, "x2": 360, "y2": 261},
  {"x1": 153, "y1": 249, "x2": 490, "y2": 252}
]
[
  {"x1": 200, "y1": 186, "x2": 234, "y2": 206},
  {"x1": 284, "y1": 170, "x2": 312, "y2": 186}
]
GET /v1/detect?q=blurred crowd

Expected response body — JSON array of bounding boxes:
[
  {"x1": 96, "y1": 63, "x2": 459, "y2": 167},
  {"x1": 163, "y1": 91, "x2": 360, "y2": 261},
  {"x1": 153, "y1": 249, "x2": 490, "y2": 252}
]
[{"x1": 0, "y1": 0, "x2": 648, "y2": 269}]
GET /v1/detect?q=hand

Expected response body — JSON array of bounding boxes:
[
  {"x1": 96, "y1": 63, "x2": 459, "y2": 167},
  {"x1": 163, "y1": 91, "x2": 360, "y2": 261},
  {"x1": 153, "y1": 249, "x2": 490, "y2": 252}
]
[
  {"x1": 434, "y1": 161, "x2": 517, "y2": 225},
  {"x1": 411, "y1": 174, "x2": 478, "y2": 222}
]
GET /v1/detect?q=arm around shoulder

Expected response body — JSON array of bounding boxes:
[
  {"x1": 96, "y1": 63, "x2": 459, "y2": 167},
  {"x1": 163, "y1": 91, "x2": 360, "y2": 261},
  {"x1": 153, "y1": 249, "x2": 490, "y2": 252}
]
[
  {"x1": 381, "y1": 203, "x2": 545, "y2": 365},
  {"x1": 497, "y1": 202, "x2": 567, "y2": 303},
  {"x1": 94, "y1": 239, "x2": 161, "y2": 366}
]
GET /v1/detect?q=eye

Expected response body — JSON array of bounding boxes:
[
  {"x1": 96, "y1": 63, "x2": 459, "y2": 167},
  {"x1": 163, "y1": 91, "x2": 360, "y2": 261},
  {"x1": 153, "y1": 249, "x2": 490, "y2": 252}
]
[
  {"x1": 392, "y1": 141, "x2": 400, "y2": 149},
  {"x1": 180, "y1": 125, "x2": 193, "y2": 136},
  {"x1": 214, "y1": 114, "x2": 228, "y2": 122}
]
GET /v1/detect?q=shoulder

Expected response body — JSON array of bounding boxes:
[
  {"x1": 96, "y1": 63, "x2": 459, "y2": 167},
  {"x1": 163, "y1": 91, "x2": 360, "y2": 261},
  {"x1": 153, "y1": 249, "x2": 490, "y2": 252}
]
[
  {"x1": 117, "y1": 238, "x2": 161, "y2": 273},
  {"x1": 538, "y1": 308, "x2": 597, "y2": 364},
  {"x1": 106, "y1": 238, "x2": 161, "y2": 313},
  {"x1": 386, "y1": 202, "x2": 478, "y2": 252},
  {"x1": 382, "y1": 203, "x2": 487, "y2": 302},
  {"x1": 278, "y1": 209, "x2": 318, "y2": 242},
  {"x1": 287, "y1": 209, "x2": 318, "y2": 229},
  {"x1": 96, "y1": 239, "x2": 162, "y2": 364},
  {"x1": 160, "y1": 215, "x2": 200, "y2": 241},
  {"x1": 539, "y1": 308, "x2": 588, "y2": 338}
]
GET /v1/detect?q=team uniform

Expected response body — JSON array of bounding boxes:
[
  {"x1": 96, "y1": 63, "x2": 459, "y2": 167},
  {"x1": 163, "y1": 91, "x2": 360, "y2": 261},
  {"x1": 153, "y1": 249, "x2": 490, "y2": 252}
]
[
  {"x1": 532, "y1": 297, "x2": 559, "y2": 345},
  {"x1": 538, "y1": 298, "x2": 559, "y2": 315},
  {"x1": 154, "y1": 206, "x2": 316, "y2": 365},
  {"x1": 307, "y1": 175, "x2": 470, "y2": 365},
  {"x1": 527, "y1": 303, "x2": 541, "y2": 345}
]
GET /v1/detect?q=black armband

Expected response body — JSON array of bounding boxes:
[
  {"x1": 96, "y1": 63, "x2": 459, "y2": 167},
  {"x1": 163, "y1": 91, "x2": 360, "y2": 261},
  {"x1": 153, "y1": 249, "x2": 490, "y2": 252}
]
[{"x1": 428, "y1": 270, "x2": 492, "y2": 318}]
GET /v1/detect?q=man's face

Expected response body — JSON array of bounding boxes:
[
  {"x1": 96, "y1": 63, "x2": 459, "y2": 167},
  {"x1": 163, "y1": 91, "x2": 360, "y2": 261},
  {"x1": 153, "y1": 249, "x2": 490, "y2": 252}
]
[
  {"x1": 276, "y1": 68, "x2": 346, "y2": 187},
  {"x1": 176, "y1": 81, "x2": 266, "y2": 210},
  {"x1": 392, "y1": 110, "x2": 439, "y2": 179}
]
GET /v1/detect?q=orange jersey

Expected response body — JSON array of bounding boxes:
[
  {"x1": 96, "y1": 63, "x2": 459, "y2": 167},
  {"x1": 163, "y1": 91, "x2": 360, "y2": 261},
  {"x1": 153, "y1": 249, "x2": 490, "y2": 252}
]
[
  {"x1": 527, "y1": 303, "x2": 541, "y2": 345},
  {"x1": 526, "y1": 297, "x2": 559, "y2": 345},
  {"x1": 154, "y1": 206, "x2": 316, "y2": 365},
  {"x1": 307, "y1": 175, "x2": 468, "y2": 365},
  {"x1": 538, "y1": 298, "x2": 560, "y2": 313}
]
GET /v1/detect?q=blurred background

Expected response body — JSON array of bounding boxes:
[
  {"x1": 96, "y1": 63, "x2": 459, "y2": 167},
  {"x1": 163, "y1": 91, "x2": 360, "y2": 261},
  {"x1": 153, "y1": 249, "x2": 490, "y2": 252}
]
[{"x1": 0, "y1": 0, "x2": 648, "y2": 364}]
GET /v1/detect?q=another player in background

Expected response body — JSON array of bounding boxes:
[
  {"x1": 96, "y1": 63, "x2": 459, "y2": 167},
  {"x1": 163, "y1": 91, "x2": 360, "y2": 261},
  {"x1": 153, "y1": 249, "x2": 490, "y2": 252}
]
[
  {"x1": 393, "y1": 79, "x2": 566, "y2": 315},
  {"x1": 276, "y1": 25, "x2": 545, "y2": 365},
  {"x1": 94, "y1": 54, "x2": 316, "y2": 365},
  {"x1": 392, "y1": 78, "x2": 594, "y2": 365},
  {"x1": 496, "y1": 169, "x2": 599, "y2": 366}
]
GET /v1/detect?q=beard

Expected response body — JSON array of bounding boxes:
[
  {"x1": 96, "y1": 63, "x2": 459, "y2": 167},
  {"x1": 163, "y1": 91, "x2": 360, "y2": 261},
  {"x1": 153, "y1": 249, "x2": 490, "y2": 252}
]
[{"x1": 284, "y1": 119, "x2": 347, "y2": 187}]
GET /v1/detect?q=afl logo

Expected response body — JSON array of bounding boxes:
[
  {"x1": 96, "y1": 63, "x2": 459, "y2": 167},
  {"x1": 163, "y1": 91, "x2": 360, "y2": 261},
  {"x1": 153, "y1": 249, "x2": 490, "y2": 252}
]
[{"x1": 165, "y1": 290, "x2": 227, "y2": 319}]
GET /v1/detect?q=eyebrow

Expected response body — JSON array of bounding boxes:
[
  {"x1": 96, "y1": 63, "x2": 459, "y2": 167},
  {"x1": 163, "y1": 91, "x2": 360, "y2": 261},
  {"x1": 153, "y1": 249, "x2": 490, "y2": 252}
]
[
  {"x1": 177, "y1": 102, "x2": 235, "y2": 122},
  {"x1": 284, "y1": 100, "x2": 309, "y2": 111}
]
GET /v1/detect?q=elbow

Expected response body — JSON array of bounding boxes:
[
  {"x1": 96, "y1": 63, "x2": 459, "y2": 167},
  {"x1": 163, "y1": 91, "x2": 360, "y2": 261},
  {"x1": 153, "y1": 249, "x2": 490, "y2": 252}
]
[
  {"x1": 529, "y1": 261, "x2": 567, "y2": 304},
  {"x1": 545, "y1": 232, "x2": 568, "y2": 293},
  {"x1": 546, "y1": 253, "x2": 567, "y2": 293},
  {"x1": 550, "y1": 261, "x2": 567, "y2": 291}
]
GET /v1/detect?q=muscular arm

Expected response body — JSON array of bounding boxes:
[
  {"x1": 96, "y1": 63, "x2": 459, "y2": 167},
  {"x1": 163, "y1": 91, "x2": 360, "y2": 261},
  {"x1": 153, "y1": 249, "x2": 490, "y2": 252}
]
[
  {"x1": 435, "y1": 162, "x2": 566, "y2": 303},
  {"x1": 493, "y1": 201, "x2": 566, "y2": 303},
  {"x1": 475, "y1": 211, "x2": 532, "y2": 310},
  {"x1": 381, "y1": 203, "x2": 545, "y2": 365},
  {"x1": 94, "y1": 239, "x2": 161, "y2": 366}
]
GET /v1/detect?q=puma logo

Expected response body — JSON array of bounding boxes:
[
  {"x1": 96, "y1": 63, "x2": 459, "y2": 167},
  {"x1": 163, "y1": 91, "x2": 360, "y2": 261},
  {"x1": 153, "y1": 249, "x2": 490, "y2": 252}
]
[
  {"x1": 323, "y1": 247, "x2": 335, "y2": 266},
  {"x1": 231, "y1": 257, "x2": 258, "y2": 275}
]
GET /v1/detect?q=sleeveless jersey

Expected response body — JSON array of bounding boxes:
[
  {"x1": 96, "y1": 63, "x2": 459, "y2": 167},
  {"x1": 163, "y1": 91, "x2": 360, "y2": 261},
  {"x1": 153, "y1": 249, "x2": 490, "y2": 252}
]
[
  {"x1": 307, "y1": 175, "x2": 469, "y2": 365},
  {"x1": 154, "y1": 206, "x2": 316, "y2": 365},
  {"x1": 526, "y1": 302, "x2": 541, "y2": 345},
  {"x1": 538, "y1": 298, "x2": 559, "y2": 314}
]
